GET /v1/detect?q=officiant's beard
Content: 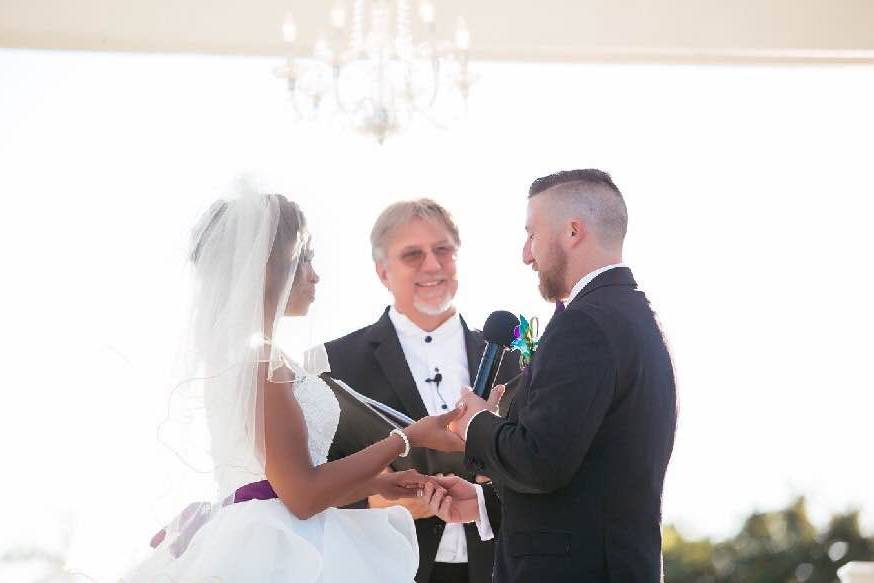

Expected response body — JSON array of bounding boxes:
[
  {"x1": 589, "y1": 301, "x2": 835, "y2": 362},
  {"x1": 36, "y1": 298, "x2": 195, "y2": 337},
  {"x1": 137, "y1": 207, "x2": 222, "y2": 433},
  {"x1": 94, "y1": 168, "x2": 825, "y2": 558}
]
[
  {"x1": 538, "y1": 243, "x2": 568, "y2": 302},
  {"x1": 413, "y1": 295, "x2": 455, "y2": 317}
]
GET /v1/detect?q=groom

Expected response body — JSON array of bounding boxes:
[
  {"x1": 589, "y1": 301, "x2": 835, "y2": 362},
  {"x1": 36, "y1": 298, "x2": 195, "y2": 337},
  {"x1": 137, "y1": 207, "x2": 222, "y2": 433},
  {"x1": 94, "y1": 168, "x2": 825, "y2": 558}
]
[
  {"x1": 306, "y1": 199, "x2": 520, "y2": 583},
  {"x1": 424, "y1": 169, "x2": 677, "y2": 582}
]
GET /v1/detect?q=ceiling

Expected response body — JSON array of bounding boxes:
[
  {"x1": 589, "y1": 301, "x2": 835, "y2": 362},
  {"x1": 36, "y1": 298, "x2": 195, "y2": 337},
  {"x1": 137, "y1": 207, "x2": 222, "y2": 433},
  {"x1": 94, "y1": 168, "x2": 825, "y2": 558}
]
[{"x1": 2, "y1": 0, "x2": 874, "y2": 64}]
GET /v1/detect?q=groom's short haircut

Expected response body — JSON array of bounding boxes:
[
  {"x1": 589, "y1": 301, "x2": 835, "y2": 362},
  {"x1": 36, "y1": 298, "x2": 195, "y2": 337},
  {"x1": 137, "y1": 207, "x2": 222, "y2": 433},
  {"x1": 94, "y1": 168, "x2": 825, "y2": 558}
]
[
  {"x1": 370, "y1": 199, "x2": 461, "y2": 261},
  {"x1": 529, "y1": 169, "x2": 628, "y2": 249}
]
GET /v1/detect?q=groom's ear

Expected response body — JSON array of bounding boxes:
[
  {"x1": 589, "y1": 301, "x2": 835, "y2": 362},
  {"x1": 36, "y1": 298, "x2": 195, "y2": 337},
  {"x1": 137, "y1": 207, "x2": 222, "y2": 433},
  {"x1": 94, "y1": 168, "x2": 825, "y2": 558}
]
[{"x1": 567, "y1": 219, "x2": 587, "y2": 247}]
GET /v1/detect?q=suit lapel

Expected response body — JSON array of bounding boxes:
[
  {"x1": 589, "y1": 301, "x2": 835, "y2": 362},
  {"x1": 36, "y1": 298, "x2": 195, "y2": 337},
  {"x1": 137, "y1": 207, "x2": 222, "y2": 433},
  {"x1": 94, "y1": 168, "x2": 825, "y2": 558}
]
[
  {"x1": 461, "y1": 316, "x2": 484, "y2": 385},
  {"x1": 368, "y1": 308, "x2": 430, "y2": 421}
]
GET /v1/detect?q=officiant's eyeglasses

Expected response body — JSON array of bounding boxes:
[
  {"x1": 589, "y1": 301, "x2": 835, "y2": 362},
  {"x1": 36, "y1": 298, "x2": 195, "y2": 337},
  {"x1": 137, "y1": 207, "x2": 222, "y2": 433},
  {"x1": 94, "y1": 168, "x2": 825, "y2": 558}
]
[{"x1": 398, "y1": 244, "x2": 457, "y2": 268}]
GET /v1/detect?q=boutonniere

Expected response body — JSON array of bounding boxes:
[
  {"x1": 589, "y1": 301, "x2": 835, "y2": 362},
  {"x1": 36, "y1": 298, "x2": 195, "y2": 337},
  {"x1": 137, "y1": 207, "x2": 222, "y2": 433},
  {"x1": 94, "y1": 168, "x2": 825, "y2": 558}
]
[{"x1": 510, "y1": 314, "x2": 540, "y2": 368}]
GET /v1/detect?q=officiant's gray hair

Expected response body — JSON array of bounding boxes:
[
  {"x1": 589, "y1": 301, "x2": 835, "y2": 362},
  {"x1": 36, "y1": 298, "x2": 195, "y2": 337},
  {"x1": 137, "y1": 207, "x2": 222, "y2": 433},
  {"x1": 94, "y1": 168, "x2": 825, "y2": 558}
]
[
  {"x1": 529, "y1": 169, "x2": 628, "y2": 249},
  {"x1": 370, "y1": 198, "x2": 461, "y2": 261}
]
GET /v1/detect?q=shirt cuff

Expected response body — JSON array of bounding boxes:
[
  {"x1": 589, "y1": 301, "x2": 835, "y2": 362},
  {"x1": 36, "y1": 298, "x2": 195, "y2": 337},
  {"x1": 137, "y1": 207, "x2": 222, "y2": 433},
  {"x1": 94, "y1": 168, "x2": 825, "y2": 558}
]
[
  {"x1": 471, "y1": 484, "x2": 495, "y2": 541},
  {"x1": 464, "y1": 409, "x2": 493, "y2": 441}
]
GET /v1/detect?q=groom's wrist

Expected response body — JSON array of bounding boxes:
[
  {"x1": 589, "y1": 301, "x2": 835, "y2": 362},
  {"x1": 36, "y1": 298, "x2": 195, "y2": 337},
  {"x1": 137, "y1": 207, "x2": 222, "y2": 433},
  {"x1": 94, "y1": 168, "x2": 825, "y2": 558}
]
[{"x1": 464, "y1": 410, "x2": 490, "y2": 441}]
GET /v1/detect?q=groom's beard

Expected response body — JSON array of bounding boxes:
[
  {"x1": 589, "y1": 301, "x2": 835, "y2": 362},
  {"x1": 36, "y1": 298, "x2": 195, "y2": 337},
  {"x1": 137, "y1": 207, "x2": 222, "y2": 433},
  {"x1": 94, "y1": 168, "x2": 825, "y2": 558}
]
[{"x1": 538, "y1": 243, "x2": 568, "y2": 302}]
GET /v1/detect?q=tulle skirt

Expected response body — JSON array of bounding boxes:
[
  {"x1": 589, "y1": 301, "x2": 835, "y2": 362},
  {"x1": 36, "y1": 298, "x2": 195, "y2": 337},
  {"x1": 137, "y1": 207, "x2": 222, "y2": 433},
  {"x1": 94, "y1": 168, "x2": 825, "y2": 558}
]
[{"x1": 124, "y1": 499, "x2": 418, "y2": 582}]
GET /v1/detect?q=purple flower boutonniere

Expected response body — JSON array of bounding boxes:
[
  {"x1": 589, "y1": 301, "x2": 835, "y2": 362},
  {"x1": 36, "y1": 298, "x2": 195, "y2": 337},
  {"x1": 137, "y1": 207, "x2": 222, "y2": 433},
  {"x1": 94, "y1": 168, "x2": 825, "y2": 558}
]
[{"x1": 510, "y1": 314, "x2": 540, "y2": 368}]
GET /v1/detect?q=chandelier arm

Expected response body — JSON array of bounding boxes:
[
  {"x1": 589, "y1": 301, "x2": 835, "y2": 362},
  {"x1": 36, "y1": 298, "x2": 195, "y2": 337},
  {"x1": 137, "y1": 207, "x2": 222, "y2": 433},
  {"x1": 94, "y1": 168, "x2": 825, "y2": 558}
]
[
  {"x1": 280, "y1": 66, "x2": 307, "y2": 120},
  {"x1": 427, "y1": 56, "x2": 441, "y2": 108},
  {"x1": 403, "y1": 55, "x2": 440, "y2": 116},
  {"x1": 331, "y1": 62, "x2": 354, "y2": 114}
]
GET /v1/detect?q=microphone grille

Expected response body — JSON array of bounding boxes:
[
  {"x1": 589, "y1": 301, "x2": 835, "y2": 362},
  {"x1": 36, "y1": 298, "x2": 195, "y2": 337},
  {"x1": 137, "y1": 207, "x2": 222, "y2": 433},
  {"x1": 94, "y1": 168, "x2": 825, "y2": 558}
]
[{"x1": 483, "y1": 310, "x2": 520, "y2": 347}]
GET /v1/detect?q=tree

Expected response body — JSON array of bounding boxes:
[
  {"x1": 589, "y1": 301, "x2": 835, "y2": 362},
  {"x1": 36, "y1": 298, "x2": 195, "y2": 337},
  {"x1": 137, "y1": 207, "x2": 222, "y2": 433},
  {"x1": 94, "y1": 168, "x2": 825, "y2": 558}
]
[{"x1": 664, "y1": 497, "x2": 874, "y2": 583}]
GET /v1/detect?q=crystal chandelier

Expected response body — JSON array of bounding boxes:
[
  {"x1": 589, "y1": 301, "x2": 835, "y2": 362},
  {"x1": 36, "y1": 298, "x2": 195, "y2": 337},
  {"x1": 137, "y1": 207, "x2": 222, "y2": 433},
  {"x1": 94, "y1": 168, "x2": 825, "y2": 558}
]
[{"x1": 276, "y1": 0, "x2": 474, "y2": 144}]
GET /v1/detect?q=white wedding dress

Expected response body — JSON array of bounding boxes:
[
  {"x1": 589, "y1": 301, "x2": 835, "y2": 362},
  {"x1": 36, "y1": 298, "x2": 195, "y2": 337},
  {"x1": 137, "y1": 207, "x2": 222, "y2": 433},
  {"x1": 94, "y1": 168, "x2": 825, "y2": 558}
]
[{"x1": 125, "y1": 360, "x2": 419, "y2": 582}]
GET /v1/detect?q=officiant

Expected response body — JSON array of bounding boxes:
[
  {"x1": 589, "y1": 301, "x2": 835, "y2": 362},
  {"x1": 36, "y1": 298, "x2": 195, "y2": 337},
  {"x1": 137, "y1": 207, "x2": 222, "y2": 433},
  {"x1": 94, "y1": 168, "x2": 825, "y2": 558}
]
[{"x1": 305, "y1": 199, "x2": 520, "y2": 583}]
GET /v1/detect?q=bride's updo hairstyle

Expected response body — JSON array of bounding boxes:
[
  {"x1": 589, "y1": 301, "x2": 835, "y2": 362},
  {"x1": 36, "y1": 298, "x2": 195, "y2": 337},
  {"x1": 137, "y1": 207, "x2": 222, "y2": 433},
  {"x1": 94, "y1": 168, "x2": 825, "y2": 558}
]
[
  {"x1": 190, "y1": 195, "x2": 305, "y2": 264},
  {"x1": 189, "y1": 194, "x2": 308, "y2": 310}
]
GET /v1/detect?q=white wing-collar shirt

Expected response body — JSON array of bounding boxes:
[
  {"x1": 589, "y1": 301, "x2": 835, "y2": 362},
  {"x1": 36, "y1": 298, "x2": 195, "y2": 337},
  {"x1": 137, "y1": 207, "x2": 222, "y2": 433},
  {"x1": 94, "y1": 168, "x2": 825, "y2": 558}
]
[
  {"x1": 387, "y1": 306, "x2": 494, "y2": 561},
  {"x1": 306, "y1": 307, "x2": 495, "y2": 565}
]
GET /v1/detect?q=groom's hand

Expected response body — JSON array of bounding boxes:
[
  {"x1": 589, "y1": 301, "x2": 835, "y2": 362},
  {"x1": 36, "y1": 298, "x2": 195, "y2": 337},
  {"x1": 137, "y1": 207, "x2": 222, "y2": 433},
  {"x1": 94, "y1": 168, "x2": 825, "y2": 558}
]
[
  {"x1": 451, "y1": 385, "x2": 505, "y2": 440},
  {"x1": 423, "y1": 474, "x2": 480, "y2": 524}
]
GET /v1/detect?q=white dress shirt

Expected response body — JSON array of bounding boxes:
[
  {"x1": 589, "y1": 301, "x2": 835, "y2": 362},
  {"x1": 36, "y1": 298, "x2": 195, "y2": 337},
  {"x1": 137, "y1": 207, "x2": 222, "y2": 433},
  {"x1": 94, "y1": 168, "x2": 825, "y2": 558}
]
[
  {"x1": 387, "y1": 307, "x2": 494, "y2": 562},
  {"x1": 306, "y1": 307, "x2": 494, "y2": 565}
]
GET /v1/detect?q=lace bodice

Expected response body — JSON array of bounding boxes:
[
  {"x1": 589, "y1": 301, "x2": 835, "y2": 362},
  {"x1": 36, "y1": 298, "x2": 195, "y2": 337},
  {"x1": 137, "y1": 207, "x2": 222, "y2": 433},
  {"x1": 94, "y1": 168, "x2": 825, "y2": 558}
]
[
  {"x1": 211, "y1": 358, "x2": 340, "y2": 495},
  {"x1": 288, "y1": 361, "x2": 341, "y2": 466}
]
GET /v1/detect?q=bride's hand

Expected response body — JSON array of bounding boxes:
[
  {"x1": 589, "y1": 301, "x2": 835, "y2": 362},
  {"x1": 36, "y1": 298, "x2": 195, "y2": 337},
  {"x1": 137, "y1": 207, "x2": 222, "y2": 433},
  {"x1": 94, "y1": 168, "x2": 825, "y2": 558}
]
[
  {"x1": 404, "y1": 404, "x2": 467, "y2": 453},
  {"x1": 373, "y1": 469, "x2": 432, "y2": 501}
]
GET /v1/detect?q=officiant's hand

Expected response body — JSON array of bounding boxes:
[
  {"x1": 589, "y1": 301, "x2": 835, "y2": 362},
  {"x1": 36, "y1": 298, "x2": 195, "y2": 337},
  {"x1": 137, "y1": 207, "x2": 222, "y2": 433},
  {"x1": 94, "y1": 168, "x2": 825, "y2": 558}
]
[
  {"x1": 450, "y1": 385, "x2": 505, "y2": 440},
  {"x1": 404, "y1": 403, "x2": 467, "y2": 453}
]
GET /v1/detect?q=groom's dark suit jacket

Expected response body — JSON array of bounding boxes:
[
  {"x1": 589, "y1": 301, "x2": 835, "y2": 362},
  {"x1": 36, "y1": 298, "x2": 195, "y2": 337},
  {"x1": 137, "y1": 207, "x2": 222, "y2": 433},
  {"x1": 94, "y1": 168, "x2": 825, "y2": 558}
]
[
  {"x1": 467, "y1": 267, "x2": 677, "y2": 582},
  {"x1": 324, "y1": 308, "x2": 521, "y2": 583}
]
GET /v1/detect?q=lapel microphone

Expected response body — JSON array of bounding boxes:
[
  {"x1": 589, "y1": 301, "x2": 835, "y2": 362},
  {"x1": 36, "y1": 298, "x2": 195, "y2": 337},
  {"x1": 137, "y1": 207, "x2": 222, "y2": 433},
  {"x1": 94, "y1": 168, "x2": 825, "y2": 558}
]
[
  {"x1": 425, "y1": 368, "x2": 447, "y2": 409},
  {"x1": 473, "y1": 311, "x2": 519, "y2": 399},
  {"x1": 425, "y1": 370, "x2": 443, "y2": 387}
]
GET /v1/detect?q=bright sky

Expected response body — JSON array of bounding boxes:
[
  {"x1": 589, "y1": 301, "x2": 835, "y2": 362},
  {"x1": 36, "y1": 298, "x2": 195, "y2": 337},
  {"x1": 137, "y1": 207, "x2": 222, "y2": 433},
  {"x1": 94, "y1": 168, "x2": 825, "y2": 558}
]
[{"x1": 1, "y1": 49, "x2": 873, "y2": 581}]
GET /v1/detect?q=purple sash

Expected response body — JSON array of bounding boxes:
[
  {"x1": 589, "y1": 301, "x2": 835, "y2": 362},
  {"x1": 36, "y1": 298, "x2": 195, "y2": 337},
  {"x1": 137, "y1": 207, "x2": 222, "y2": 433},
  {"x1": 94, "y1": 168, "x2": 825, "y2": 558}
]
[
  {"x1": 150, "y1": 480, "x2": 278, "y2": 554},
  {"x1": 233, "y1": 479, "x2": 277, "y2": 503}
]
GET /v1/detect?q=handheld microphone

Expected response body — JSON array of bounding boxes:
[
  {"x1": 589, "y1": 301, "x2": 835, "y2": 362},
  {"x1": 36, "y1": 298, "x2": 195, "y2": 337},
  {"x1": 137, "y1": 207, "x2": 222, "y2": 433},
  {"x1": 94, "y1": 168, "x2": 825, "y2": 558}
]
[{"x1": 473, "y1": 311, "x2": 519, "y2": 400}]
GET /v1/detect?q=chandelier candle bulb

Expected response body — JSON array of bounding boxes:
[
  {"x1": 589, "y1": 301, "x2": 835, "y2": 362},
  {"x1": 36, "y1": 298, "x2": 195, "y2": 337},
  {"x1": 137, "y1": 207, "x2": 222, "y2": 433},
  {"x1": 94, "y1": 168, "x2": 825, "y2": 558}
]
[
  {"x1": 455, "y1": 17, "x2": 470, "y2": 51},
  {"x1": 419, "y1": 1, "x2": 435, "y2": 24},
  {"x1": 282, "y1": 12, "x2": 297, "y2": 44},
  {"x1": 314, "y1": 33, "x2": 331, "y2": 60},
  {"x1": 330, "y1": 5, "x2": 346, "y2": 30},
  {"x1": 396, "y1": 0, "x2": 412, "y2": 50},
  {"x1": 368, "y1": 2, "x2": 390, "y2": 50},
  {"x1": 350, "y1": 0, "x2": 365, "y2": 53}
]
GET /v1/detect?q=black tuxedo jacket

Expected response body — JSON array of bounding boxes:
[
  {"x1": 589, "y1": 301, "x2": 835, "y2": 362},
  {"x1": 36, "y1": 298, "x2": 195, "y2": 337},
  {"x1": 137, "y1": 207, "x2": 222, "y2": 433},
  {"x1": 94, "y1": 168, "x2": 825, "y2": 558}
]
[
  {"x1": 324, "y1": 307, "x2": 521, "y2": 583},
  {"x1": 466, "y1": 267, "x2": 677, "y2": 582}
]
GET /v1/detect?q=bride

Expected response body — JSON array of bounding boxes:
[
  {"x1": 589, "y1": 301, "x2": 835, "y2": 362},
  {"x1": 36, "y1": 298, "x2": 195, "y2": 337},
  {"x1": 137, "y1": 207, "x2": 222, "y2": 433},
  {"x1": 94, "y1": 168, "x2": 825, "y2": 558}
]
[{"x1": 125, "y1": 187, "x2": 464, "y2": 582}]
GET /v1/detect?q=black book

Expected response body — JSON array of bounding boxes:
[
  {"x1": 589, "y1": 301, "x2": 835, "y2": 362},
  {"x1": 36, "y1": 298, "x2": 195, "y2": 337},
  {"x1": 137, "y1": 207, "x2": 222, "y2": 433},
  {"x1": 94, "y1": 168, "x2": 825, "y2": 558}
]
[
  {"x1": 319, "y1": 373, "x2": 416, "y2": 470},
  {"x1": 320, "y1": 373, "x2": 414, "y2": 428}
]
